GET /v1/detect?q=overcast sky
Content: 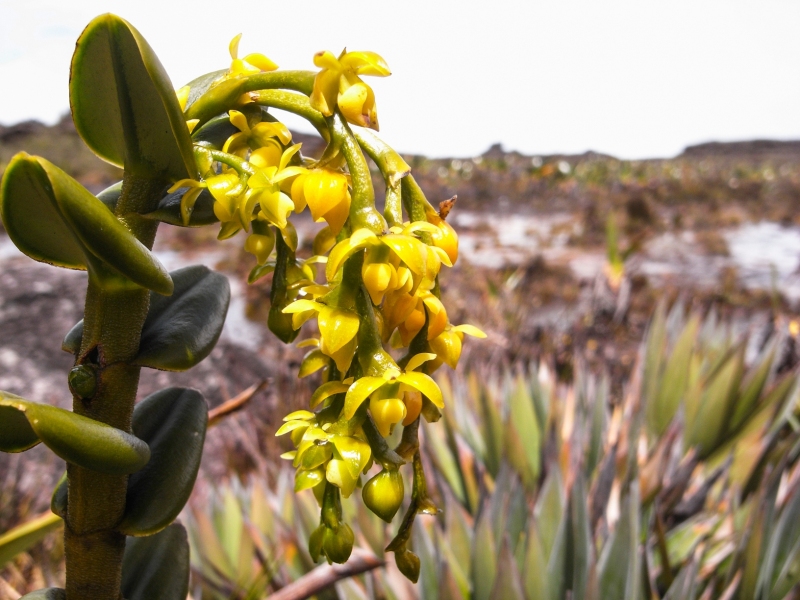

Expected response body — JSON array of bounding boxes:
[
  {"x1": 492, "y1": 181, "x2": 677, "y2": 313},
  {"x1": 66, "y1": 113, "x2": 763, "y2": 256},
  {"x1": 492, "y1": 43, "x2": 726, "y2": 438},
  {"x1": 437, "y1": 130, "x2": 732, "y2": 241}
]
[{"x1": 1, "y1": 0, "x2": 799, "y2": 159}]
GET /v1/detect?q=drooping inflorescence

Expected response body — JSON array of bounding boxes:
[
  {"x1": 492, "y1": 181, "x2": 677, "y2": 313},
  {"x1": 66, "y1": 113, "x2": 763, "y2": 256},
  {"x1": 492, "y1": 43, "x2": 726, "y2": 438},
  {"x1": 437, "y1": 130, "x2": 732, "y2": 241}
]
[{"x1": 173, "y1": 39, "x2": 485, "y2": 578}]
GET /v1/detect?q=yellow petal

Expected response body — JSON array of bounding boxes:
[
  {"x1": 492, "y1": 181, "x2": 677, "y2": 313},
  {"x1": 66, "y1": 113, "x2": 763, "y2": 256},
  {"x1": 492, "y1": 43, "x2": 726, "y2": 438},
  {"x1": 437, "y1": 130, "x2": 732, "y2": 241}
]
[
  {"x1": 381, "y1": 235, "x2": 427, "y2": 275},
  {"x1": 430, "y1": 330, "x2": 462, "y2": 370},
  {"x1": 228, "y1": 109, "x2": 250, "y2": 134},
  {"x1": 249, "y1": 143, "x2": 283, "y2": 169},
  {"x1": 176, "y1": 86, "x2": 190, "y2": 111},
  {"x1": 328, "y1": 335, "x2": 357, "y2": 374},
  {"x1": 299, "y1": 349, "x2": 329, "y2": 378},
  {"x1": 283, "y1": 299, "x2": 321, "y2": 314},
  {"x1": 283, "y1": 410, "x2": 316, "y2": 421},
  {"x1": 310, "y1": 67, "x2": 341, "y2": 117},
  {"x1": 338, "y1": 81, "x2": 369, "y2": 128},
  {"x1": 279, "y1": 143, "x2": 304, "y2": 171},
  {"x1": 310, "y1": 381, "x2": 350, "y2": 408},
  {"x1": 296, "y1": 338, "x2": 320, "y2": 348},
  {"x1": 321, "y1": 190, "x2": 351, "y2": 236},
  {"x1": 313, "y1": 50, "x2": 342, "y2": 70},
  {"x1": 369, "y1": 397, "x2": 406, "y2": 437},
  {"x1": 318, "y1": 306, "x2": 359, "y2": 354},
  {"x1": 229, "y1": 34, "x2": 242, "y2": 60},
  {"x1": 276, "y1": 420, "x2": 310, "y2": 436},
  {"x1": 340, "y1": 51, "x2": 391, "y2": 77},
  {"x1": 396, "y1": 372, "x2": 443, "y2": 408},
  {"x1": 331, "y1": 436, "x2": 372, "y2": 479},
  {"x1": 453, "y1": 324, "x2": 487, "y2": 338},
  {"x1": 314, "y1": 226, "x2": 336, "y2": 255},
  {"x1": 405, "y1": 352, "x2": 437, "y2": 373},
  {"x1": 244, "y1": 52, "x2": 278, "y2": 72},
  {"x1": 344, "y1": 377, "x2": 386, "y2": 419},
  {"x1": 326, "y1": 458, "x2": 359, "y2": 498}
]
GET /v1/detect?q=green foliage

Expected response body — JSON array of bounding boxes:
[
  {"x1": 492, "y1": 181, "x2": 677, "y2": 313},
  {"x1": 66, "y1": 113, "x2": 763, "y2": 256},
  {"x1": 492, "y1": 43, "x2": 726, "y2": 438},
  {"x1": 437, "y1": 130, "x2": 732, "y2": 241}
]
[
  {"x1": 0, "y1": 13, "x2": 228, "y2": 599},
  {"x1": 69, "y1": 15, "x2": 196, "y2": 180}
]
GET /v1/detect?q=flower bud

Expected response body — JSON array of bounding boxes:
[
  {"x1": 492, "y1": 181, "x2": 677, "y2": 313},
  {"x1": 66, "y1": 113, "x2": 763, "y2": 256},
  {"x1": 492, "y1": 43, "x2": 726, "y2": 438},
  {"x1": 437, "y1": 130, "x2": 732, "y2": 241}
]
[
  {"x1": 68, "y1": 365, "x2": 97, "y2": 399},
  {"x1": 322, "y1": 522, "x2": 354, "y2": 564},
  {"x1": 432, "y1": 220, "x2": 458, "y2": 265},
  {"x1": 369, "y1": 397, "x2": 406, "y2": 437},
  {"x1": 362, "y1": 469, "x2": 404, "y2": 522},
  {"x1": 395, "y1": 549, "x2": 421, "y2": 583},
  {"x1": 402, "y1": 391, "x2": 423, "y2": 425}
]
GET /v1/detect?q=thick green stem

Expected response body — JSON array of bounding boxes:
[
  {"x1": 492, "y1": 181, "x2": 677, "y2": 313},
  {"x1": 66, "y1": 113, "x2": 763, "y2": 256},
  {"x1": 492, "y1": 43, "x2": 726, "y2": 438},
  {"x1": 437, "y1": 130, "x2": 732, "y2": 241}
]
[
  {"x1": 331, "y1": 113, "x2": 386, "y2": 234},
  {"x1": 254, "y1": 90, "x2": 330, "y2": 140},
  {"x1": 65, "y1": 174, "x2": 165, "y2": 600},
  {"x1": 186, "y1": 70, "x2": 316, "y2": 128}
]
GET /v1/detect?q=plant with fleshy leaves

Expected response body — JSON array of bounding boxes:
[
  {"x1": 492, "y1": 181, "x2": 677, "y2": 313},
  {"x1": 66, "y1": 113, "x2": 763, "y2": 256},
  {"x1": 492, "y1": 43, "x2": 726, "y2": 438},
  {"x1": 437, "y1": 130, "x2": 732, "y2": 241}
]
[{"x1": 0, "y1": 12, "x2": 480, "y2": 598}]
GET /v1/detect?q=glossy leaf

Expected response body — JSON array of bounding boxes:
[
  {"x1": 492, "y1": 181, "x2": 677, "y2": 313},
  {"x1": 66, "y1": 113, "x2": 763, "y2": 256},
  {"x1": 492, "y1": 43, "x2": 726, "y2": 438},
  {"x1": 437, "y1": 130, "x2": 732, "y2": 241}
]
[
  {"x1": 63, "y1": 266, "x2": 229, "y2": 370},
  {"x1": 19, "y1": 590, "x2": 65, "y2": 600},
  {"x1": 134, "y1": 266, "x2": 230, "y2": 371},
  {"x1": 121, "y1": 523, "x2": 190, "y2": 600},
  {"x1": 0, "y1": 404, "x2": 38, "y2": 452},
  {"x1": 51, "y1": 473, "x2": 67, "y2": 518},
  {"x1": 143, "y1": 187, "x2": 218, "y2": 227},
  {"x1": 0, "y1": 153, "x2": 86, "y2": 269},
  {"x1": 119, "y1": 388, "x2": 208, "y2": 535},
  {"x1": 181, "y1": 69, "x2": 227, "y2": 113},
  {"x1": 0, "y1": 154, "x2": 173, "y2": 294},
  {"x1": 0, "y1": 512, "x2": 63, "y2": 567},
  {"x1": 97, "y1": 181, "x2": 123, "y2": 212},
  {"x1": 0, "y1": 391, "x2": 150, "y2": 475},
  {"x1": 70, "y1": 14, "x2": 195, "y2": 180}
]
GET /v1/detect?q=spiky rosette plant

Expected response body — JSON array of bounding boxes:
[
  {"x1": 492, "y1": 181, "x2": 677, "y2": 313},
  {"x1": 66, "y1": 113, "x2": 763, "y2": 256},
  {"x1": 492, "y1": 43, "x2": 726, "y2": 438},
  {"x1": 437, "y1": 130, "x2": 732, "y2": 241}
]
[{"x1": 0, "y1": 11, "x2": 481, "y2": 597}]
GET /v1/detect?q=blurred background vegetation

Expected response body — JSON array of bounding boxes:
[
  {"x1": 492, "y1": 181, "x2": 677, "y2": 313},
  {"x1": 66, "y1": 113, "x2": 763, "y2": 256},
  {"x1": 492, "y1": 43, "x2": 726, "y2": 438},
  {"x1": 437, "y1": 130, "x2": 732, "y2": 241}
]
[{"x1": 3, "y1": 116, "x2": 800, "y2": 599}]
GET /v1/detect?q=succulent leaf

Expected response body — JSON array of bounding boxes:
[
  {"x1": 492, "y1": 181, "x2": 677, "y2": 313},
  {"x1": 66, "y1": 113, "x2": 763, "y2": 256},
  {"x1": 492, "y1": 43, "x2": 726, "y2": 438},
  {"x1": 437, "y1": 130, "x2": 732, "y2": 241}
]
[
  {"x1": 134, "y1": 266, "x2": 230, "y2": 371},
  {"x1": 70, "y1": 14, "x2": 195, "y2": 180},
  {"x1": 121, "y1": 523, "x2": 190, "y2": 600},
  {"x1": 119, "y1": 388, "x2": 208, "y2": 536},
  {"x1": 0, "y1": 391, "x2": 150, "y2": 475}
]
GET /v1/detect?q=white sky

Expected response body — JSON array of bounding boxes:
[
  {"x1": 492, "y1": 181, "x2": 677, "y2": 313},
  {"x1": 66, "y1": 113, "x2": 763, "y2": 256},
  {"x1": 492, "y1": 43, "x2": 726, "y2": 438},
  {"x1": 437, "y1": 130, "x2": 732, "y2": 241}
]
[{"x1": 1, "y1": 0, "x2": 799, "y2": 159}]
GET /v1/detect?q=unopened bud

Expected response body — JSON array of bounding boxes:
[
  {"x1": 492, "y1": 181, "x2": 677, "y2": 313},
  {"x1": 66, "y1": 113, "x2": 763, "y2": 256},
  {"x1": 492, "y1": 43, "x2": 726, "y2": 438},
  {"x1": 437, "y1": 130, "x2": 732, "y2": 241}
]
[
  {"x1": 362, "y1": 469, "x2": 404, "y2": 522},
  {"x1": 395, "y1": 549, "x2": 420, "y2": 583},
  {"x1": 322, "y1": 522, "x2": 354, "y2": 564},
  {"x1": 68, "y1": 365, "x2": 96, "y2": 399}
]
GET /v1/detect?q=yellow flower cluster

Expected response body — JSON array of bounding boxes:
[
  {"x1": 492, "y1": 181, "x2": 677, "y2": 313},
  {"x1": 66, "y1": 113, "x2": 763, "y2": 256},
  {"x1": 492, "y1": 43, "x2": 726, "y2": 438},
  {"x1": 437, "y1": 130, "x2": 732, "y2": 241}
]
[{"x1": 172, "y1": 35, "x2": 484, "y2": 575}]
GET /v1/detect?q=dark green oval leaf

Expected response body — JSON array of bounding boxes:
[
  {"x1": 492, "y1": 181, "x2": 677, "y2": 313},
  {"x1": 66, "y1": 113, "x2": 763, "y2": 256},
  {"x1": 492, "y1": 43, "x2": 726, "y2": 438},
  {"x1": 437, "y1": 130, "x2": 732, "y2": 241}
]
[
  {"x1": 190, "y1": 113, "x2": 239, "y2": 149},
  {"x1": 97, "y1": 181, "x2": 123, "y2": 212},
  {"x1": 0, "y1": 404, "x2": 39, "y2": 452},
  {"x1": 121, "y1": 523, "x2": 190, "y2": 600},
  {"x1": 62, "y1": 319, "x2": 84, "y2": 355},
  {"x1": 51, "y1": 473, "x2": 68, "y2": 518},
  {"x1": 143, "y1": 187, "x2": 218, "y2": 227},
  {"x1": 0, "y1": 391, "x2": 150, "y2": 475},
  {"x1": 119, "y1": 388, "x2": 207, "y2": 536},
  {"x1": 70, "y1": 14, "x2": 195, "y2": 180},
  {"x1": 0, "y1": 154, "x2": 173, "y2": 295},
  {"x1": 38, "y1": 158, "x2": 173, "y2": 295},
  {"x1": 182, "y1": 69, "x2": 227, "y2": 113},
  {"x1": 134, "y1": 266, "x2": 230, "y2": 371},
  {"x1": 19, "y1": 589, "x2": 65, "y2": 600},
  {"x1": 0, "y1": 153, "x2": 86, "y2": 269}
]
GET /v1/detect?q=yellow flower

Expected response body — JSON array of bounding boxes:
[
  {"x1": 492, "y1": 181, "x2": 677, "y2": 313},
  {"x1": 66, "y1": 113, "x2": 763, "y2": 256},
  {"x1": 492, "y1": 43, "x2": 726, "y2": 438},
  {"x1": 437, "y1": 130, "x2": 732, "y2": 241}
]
[
  {"x1": 428, "y1": 213, "x2": 459, "y2": 265},
  {"x1": 429, "y1": 324, "x2": 486, "y2": 371},
  {"x1": 246, "y1": 144, "x2": 306, "y2": 230},
  {"x1": 291, "y1": 169, "x2": 352, "y2": 235},
  {"x1": 342, "y1": 354, "x2": 443, "y2": 436},
  {"x1": 228, "y1": 34, "x2": 278, "y2": 77},
  {"x1": 310, "y1": 49, "x2": 391, "y2": 130},
  {"x1": 282, "y1": 300, "x2": 360, "y2": 373},
  {"x1": 223, "y1": 109, "x2": 292, "y2": 159}
]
